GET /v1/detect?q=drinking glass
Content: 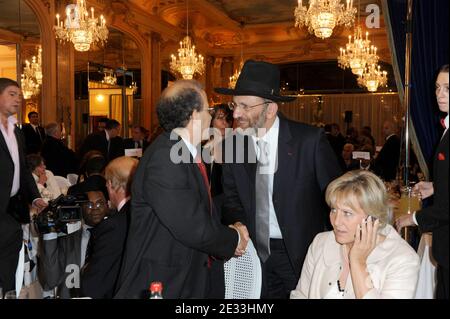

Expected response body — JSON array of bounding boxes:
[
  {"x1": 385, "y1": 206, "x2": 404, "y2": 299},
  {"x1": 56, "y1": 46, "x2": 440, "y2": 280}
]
[{"x1": 4, "y1": 290, "x2": 17, "y2": 299}]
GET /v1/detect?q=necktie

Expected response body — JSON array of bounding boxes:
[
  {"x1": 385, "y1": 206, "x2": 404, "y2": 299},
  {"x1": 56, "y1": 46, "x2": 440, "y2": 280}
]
[
  {"x1": 255, "y1": 139, "x2": 271, "y2": 262},
  {"x1": 36, "y1": 126, "x2": 42, "y2": 142},
  {"x1": 440, "y1": 118, "x2": 446, "y2": 129},
  {"x1": 195, "y1": 155, "x2": 212, "y2": 214}
]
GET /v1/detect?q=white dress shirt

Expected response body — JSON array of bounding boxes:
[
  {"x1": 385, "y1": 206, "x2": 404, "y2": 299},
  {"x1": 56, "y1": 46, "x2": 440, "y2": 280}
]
[
  {"x1": 0, "y1": 115, "x2": 20, "y2": 196},
  {"x1": 252, "y1": 116, "x2": 282, "y2": 239}
]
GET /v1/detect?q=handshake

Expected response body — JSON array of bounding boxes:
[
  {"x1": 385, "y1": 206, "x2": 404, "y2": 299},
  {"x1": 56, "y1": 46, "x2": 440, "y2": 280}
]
[{"x1": 229, "y1": 222, "x2": 250, "y2": 257}]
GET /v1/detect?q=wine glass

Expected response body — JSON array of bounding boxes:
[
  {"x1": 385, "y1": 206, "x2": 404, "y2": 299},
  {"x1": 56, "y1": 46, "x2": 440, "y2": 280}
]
[{"x1": 4, "y1": 290, "x2": 17, "y2": 299}]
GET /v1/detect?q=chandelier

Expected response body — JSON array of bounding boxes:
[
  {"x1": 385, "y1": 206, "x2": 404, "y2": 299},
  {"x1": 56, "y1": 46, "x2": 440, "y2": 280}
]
[
  {"x1": 21, "y1": 46, "x2": 42, "y2": 99},
  {"x1": 54, "y1": 0, "x2": 108, "y2": 52},
  {"x1": 357, "y1": 63, "x2": 388, "y2": 92},
  {"x1": 170, "y1": 0, "x2": 205, "y2": 79},
  {"x1": 129, "y1": 81, "x2": 138, "y2": 94},
  {"x1": 338, "y1": 26, "x2": 379, "y2": 76},
  {"x1": 229, "y1": 60, "x2": 243, "y2": 89},
  {"x1": 294, "y1": 0, "x2": 357, "y2": 39},
  {"x1": 102, "y1": 69, "x2": 117, "y2": 85}
]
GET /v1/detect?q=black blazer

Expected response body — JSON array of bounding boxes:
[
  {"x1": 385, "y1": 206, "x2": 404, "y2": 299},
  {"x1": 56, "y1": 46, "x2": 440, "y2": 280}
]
[
  {"x1": 374, "y1": 134, "x2": 401, "y2": 181},
  {"x1": 21, "y1": 123, "x2": 45, "y2": 154},
  {"x1": 417, "y1": 130, "x2": 449, "y2": 269},
  {"x1": 123, "y1": 138, "x2": 149, "y2": 152},
  {"x1": 222, "y1": 116, "x2": 342, "y2": 277},
  {"x1": 0, "y1": 126, "x2": 40, "y2": 288},
  {"x1": 81, "y1": 201, "x2": 130, "y2": 298},
  {"x1": 41, "y1": 136, "x2": 78, "y2": 177},
  {"x1": 114, "y1": 132, "x2": 238, "y2": 299},
  {"x1": 79, "y1": 131, "x2": 124, "y2": 162}
]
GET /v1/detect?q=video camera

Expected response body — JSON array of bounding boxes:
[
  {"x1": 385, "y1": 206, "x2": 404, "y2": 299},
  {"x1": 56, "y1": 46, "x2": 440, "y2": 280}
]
[{"x1": 34, "y1": 194, "x2": 88, "y2": 234}]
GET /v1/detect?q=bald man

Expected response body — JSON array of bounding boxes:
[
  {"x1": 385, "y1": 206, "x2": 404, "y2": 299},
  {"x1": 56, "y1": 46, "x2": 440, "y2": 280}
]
[
  {"x1": 374, "y1": 120, "x2": 400, "y2": 181},
  {"x1": 82, "y1": 156, "x2": 138, "y2": 299},
  {"x1": 114, "y1": 80, "x2": 249, "y2": 299}
]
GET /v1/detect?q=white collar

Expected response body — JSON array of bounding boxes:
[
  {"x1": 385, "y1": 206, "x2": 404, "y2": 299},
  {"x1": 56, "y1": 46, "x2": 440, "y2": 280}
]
[
  {"x1": 9, "y1": 115, "x2": 18, "y2": 126},
  {"x1": 105, "y1": 130, "x2": 110, "y2": 141},
  {"x1": 252, "y1": 116, "x2": 280, "y2": 145},
  {"x1": 180, "y1": 135, "x2": 198, "y2": 160},
  {"x1": 444, "y1": 114, "x2": 449, "y2": 130},
  {"x1": 385, "y1": 133, "x2": 395, "y2": 141},
  {"x1": 117, "y1": 198, "x2": 129, "y2": 212}
]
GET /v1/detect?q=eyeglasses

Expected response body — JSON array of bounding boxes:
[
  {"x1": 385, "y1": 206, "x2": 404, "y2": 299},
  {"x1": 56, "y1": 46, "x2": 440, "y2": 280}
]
[
  {"x1": 227, "y1": 101, "x2": 269, "y2": 111},
  {"x1": 85, "y1": 200, "x2": 107, "y2": 209}
]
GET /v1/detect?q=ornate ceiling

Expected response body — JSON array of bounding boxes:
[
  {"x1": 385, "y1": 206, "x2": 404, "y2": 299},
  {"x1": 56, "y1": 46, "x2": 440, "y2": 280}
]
[
  {"x1": 0, "y1": 0, "x2": 391, "y2": 69},
  {"x1": 128, "y1": 0, "x2": 390, "y2": 64}
]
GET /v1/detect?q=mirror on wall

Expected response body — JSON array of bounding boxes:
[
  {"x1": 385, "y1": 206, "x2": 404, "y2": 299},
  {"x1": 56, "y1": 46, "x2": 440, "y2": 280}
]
[{"x1": 0, "y1": 0, "x2": 41, "y2": 124}]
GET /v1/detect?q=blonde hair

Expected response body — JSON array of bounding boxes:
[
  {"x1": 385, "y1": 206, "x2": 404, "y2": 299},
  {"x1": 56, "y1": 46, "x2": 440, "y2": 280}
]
[
  {"x1": 325, "y1": 170, "x2": 391, "y2": 228},
  {"x1": 105, "y1": 156, "x2": 138, "y2": 196}
]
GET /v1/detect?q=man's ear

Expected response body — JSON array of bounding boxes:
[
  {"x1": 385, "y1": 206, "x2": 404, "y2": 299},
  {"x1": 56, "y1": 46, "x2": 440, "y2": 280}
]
[{"x1": 266, "y1": 102, "x2": 278, "y2": 119}]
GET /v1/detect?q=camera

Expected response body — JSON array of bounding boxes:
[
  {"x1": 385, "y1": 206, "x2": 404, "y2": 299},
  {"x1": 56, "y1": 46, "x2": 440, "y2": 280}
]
[{"x1": 34, "y1": 194, "x2": 88, "y2": 234}]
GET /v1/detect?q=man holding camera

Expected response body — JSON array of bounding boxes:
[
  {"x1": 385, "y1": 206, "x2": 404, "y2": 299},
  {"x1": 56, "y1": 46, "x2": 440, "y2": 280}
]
[
  {"x1": 0, "y1": 78, "x2": 47, "y2": 293},
  {"x1": 38, "y1": 190, "x2": 108, "y2": 298}
]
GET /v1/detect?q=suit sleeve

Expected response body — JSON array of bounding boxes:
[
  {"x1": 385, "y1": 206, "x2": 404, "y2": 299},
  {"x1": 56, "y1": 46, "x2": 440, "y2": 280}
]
[
  {"x1": 221, "y1": 163, "x2": 247, "y2": 226},
  {"x1": 16, "y1": 128, "x2": 40, "y2": 202},
  {"x1": 142, "y1": 147, "x2": 238, "y2": 259},
  {"x1": 416, "y1": 191, "x2": 449, "y2": 232},
  {"x1": 38, "y1": 235, "x2": 67, "y2": 290}
]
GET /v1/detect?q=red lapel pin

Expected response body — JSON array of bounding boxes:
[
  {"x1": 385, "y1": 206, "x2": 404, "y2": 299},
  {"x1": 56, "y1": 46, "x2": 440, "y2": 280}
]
[{"x1": 438, "y1": 152, "x2": 445, "y2": 161}]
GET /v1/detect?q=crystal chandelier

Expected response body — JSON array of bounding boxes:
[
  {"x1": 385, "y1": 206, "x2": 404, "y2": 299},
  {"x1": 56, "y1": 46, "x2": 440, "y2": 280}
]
[
  {"x1": 170, "y1": 0, "x2": 205, "y2": 79},
  {"x1": 129, "y1": 81, "x2": 138, "y2": 94},
  {"x1": 229, "y1": 60, "x2": 243, "y2": 89},
  {"x1": 357, "y1": 63, "x2": 388, "y2": 92},
  {"x1": 294, "y1": 0, "x2": 357, "y2": 39},
  {"x1": 21, "y1": 46, "x2": 42, "y2": 99},
  {"x1": 102, "y1": 69, "x2": 117, "y2": 85},
  {"x1": 338, "y1": 26, "x2": 379, "y2": 76},
  {"x1": 54, "y1": 0, "x2": 108, "y2": 52}
]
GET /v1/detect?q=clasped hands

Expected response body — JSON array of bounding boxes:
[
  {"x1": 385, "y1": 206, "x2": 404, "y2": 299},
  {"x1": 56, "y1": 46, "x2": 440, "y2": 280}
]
[{"x1": 229, "y1": 222, "x2": 250, "y2": 257}]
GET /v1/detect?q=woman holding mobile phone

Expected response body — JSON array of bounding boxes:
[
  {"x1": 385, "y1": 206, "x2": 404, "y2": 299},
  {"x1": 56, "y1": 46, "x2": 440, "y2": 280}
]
[{"x1": 291, "y1": 170, "x2": 420, "y2": 299}]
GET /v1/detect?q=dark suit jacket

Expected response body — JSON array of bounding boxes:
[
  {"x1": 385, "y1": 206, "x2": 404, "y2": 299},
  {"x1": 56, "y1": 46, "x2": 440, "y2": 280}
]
[
  {"x1": 123, "y1": 138, "x2": 149, "y2": 152},
  {"x1": 21, "y1": 123, "x2": 45, "y2": 154},
  {"x1": 81, "y1": 201, "x2": 130, "y2": 298},
  {"x1": 41, "y1": 135, "x2": 78, "y2": 177},
  {"x1": 79, "y1": 131, "x2": 124, "y2": 162},
  {"x1": 38, "y1": 229, "x2": 83, "y2": 299},
  {"x1": 374, "y1": 134, "x2": 401, "y2": 181},
  {"x1": 114, "y1": 132, "x2": 238, "y2": 299},
  {"x1": 416, "y1": 130, "x2": 449, "y2": 269},
  {"x1": 0, "y1": 126, "x2": 40, "y2": 289},
  {"x1": 222, "y1": 116, "x2": 342, "y2": 278}
]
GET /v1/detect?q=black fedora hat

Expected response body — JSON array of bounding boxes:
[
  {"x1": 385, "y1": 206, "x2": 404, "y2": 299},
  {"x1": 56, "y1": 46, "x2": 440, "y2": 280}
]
[{"x1": 214, "y1": 60, "x2": 296, "y2": 102}]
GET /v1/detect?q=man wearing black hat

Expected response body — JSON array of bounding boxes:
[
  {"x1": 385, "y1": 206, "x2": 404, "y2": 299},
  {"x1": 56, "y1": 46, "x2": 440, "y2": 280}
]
[{"x1": 216, "y1": 60, "x2": 342, "y2": 298}]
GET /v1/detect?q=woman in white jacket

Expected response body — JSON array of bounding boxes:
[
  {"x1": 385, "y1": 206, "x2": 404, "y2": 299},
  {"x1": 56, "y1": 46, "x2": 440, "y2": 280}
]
[
  {"x1": 26, "y1": 154, "x2": 61, "y2": 202},
  {"x1": 291, "y1": 170, "x2": 420, "y2": 299}
]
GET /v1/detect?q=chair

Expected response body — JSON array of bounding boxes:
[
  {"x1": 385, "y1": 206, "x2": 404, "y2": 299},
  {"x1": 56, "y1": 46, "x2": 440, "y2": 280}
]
[
  {"x1": 224, "y1": 239, "x2": 262, "y2": 299},
  {"x1": 53, "y1": 176, "x2": 72, "y2": 195},
  {"x1": 67, "y1": 173, "x2": 78, "y2": 186}
]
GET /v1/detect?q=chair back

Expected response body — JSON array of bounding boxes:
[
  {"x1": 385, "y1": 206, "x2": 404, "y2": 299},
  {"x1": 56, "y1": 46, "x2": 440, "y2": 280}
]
[
  {"x1": 224, "y1": 239, "x2": 262, "y2": 299},
  {"x1": 67, "y1": 173, "x2": 78, "y2": 185},
  {"x1": 53, "y1": 176, "x2": 71, "y2": 195}
]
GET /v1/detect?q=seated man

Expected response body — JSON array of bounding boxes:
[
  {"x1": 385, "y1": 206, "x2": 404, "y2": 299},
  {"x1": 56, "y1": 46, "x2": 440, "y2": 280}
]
[
  {"x1": 68, "y1": 155, "x2": 107, "y2": 199},
  {"x1": 38, "y1": 190, "x2": 109, "y2": 298},
  {"x1": 81, "y1": 156, "x2": 138, "y2": 298}
]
